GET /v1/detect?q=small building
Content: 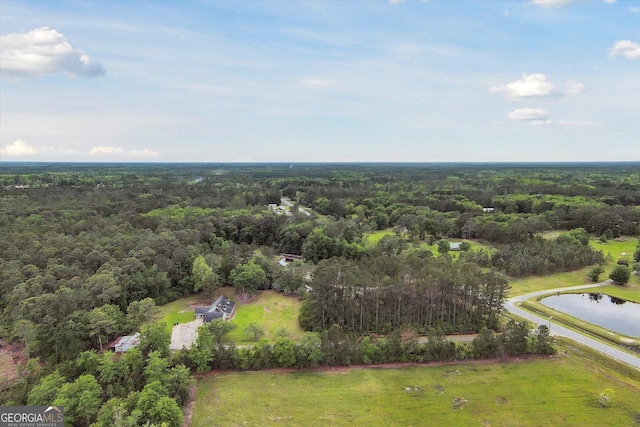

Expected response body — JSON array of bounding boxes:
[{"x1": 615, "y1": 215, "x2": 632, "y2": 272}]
[
  {"x1": 281, "y1": 253, "x2": 303, "y2": 262},
  {"x1": 195, "y1": 295, "x2": 236, "y2": 322},
  {"x1": 482, "y1": 207, "x2": 495, "y2": 213},
  {"x1": 278, "y1": 259, "x2": 288, "y2": 267},
  {"x1": 449, "y1": 242, "x2": 463, "y2": 251},
  {"x1": 107, "y1": 333, "x2": 140, "y2": 353}
]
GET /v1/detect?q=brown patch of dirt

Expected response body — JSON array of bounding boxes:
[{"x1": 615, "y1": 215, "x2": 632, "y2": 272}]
[
  {"x1": 0, "y1": 340, "x2": 27, "y2": 383},
  {"x1": 181, "y1": 385, "x2": 197, "y2": 427},
  {"x1": 264, "y1": 306, "x2": 272, "y2": 313}
]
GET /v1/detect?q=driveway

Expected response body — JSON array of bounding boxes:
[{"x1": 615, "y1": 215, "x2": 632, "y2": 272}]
[
  {"x1": 504, "y1": 281, "x2": 640, "y2": 370},
  {"x1": 170, "y1": 318, "x2": 203, "y2": 350}
]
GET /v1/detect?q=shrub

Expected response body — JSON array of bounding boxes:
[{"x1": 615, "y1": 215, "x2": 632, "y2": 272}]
[{"x1": 609, "y1": 265, "x2": 630, "y2": 285}]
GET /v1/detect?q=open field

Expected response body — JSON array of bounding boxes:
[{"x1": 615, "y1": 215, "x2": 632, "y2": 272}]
[
  {"x1": 364, "y1": 228, "x2": 394, "y2": 244},
  {"x1": 192, "y1": 349, "x2": 640, "y2": 427},
  {"x1": 158, "y1": 294, "x2": 203, "y2": 333},
  {"x1": 590, "y1": 237, "x2": 638, "y2": 264},
  {"x1": 226, "y1": 291, "x2": 304, "y2": 345}
]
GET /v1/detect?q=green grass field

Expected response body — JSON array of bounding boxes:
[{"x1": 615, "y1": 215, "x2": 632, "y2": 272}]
[
  {"x1": 158, "y1": 294, "x2": 203, "y2": 333},
  {"x1": 193, "y1": 350, "x2": 640, "y2": 427},
  {"x1": 226, "y1": 291, "x2": 304, "y2": 344}
]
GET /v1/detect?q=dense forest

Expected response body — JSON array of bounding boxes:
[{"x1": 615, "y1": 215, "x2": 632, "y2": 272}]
[{"x1": 1, "y1": 162, "x2": 638, "y2": 426}]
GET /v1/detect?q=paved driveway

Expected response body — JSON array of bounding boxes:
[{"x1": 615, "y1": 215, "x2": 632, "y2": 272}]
[{"x1": 170, "y1": 318, "x2": 203, "y2": 350}]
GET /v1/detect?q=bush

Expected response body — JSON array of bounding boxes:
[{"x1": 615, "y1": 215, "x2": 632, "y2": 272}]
[
  {"x1": 587, "y1": 265, "x2": 604, "y2": 282},
  {"x1": 609, "y1": 265, "x2": 631, "y2": 285}
]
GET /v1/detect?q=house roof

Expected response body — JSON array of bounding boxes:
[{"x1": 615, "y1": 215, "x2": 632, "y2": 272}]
[
  {"x1": 108, "y1": 333, "x2": 140, "y2": 352},
  {"x1": 449, "y1": 242, "x2": 463, "y2": 250},
  {"x1": 195, "y1": 295, "x2": 236, "y2": 321}
]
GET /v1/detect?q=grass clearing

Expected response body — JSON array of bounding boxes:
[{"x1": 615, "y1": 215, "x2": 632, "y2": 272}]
[
  {"x1": 227, "y1": 291, "x2": 303, "y2": 344},
  {"x1": 364, "y1": 228, "x2": 394, "y2": 244},
  {"x1": 158, "y1": 294, "x2": 205, "y2": 333},
  {"x1": 193, "y1": 351, "x2": 640, "y2": 426}
]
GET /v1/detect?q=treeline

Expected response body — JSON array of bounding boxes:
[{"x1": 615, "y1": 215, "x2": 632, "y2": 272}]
[
  {"x1": 298, "y1": 255, "x2": 509, "y2": 334},
  {"x1": 3, "y1": 322, "x2": 190, "y2": 427},
  {"x1": 461, "y1": 229, "x2": 605, "y2": 277},
  {"x1": 179, "y1": 320, "x2": 554, "y2": 373}
]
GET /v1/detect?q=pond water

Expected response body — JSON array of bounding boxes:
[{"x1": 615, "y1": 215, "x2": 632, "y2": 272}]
[{"x1": 540, "y1": 293, "x2": 640, "y2": 337}]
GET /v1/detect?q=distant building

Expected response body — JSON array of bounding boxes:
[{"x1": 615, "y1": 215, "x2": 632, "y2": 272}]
[
  {"x1": 195, "y1": 295, "x2": 236, "y2": 322},
  {"x1": 482, "y1": 207, "x2": 495, "y2": 213},
  {"x1": 107, "y1": 333, "x2": 140, "y2": 353},
  {"x1": 449, "y1": 242, "x2": 462, "y2": 251},
  {"x1": 281, "y1": 253, "x2": 303, "y2": 262}
]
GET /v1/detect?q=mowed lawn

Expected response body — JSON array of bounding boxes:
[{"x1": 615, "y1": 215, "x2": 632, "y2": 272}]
[
  {"x1": 158, "y1": 294, "x2": 203, "y2": 333},
  {"x1": 227, "y1": 291, "x2": 303, "y2": 344},
  {"x1": 193, "y1": 355, "x2": 640, "y2": 427}
]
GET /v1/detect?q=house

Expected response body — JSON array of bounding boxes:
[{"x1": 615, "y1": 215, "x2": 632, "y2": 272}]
[
  {"x1": 281, "y1": 253, "x2": 303, "y2": 262},
  {"x1": 449, "y1": 242, "x2": 462, "y2": 251},
  {"x1": 107, "y1": 333, "x2": 140, "y2": 353},
  {"x1": 195, "y1": 295, "x2": 236, "y2": 322},
  {"x1": 482, "y1": 207, "x2": 495, "y2": 213}
]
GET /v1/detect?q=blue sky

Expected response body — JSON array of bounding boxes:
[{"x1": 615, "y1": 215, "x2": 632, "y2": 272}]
[{"x1": 1, "y1": 0, "x2": 638, "y2": 162}]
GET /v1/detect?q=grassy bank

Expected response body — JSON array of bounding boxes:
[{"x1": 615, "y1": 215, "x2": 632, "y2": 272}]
[
  {"x1": 227, "y1": 291, "x2": 303, "y2": 345},
  {"x1": 520, "y1": 299, "x2": 640, "y2": 349},
  {"x1": 193, "y1": 353, "x2": 640, "y2": 426}
]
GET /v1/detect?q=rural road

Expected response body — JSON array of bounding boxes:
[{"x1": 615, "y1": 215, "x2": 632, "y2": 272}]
[{"x1": 504, "y1": 281, "x2": 640, "y2": 370}]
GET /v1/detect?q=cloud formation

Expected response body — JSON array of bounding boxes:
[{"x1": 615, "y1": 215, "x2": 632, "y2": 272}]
[
  {"x1": 531, "y1": 0, "x2": 571, "y2": 7},
  {"x1": 507, "y1": 108, "x2": 552, "y2": 126},
  {"x1": 0, "y1": 27, "x2": 105, "y2": 78},
  {"x1": 490, "y1": 74, "x2": 556, "y2": 101},
  {"x1": 564, "y1": 80, "x2": 584, "y2": 95},
  {"x1": 0, "y1": 139, "x2": 38, "y2": 156},
  {"x1": 90, "y1": 146, "x2": 159, "y2": 157},
  {"x1": 608, "y1": 40, "x2": 640, "y2": 60}
]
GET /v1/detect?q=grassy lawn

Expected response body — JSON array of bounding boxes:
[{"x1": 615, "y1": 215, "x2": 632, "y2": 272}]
[
  {"x1": 227, "y1": 291, "x2": 303, "y2": 345},
  {"x1": 364, "y1": 228, "x2": 394, "y2": 244},
  {"x1": 596, "y1": 283, "x2": 640, "y2": 303},
  {"x1": 590, "y1": 237, "x2": 638, "y2": 264},
  {"x1": 158, "y1": 294, "x2": 206, "y2": 333},
  {"x1": 508, "y1": 268, "x2": 594, "y2": 296},
  {"x1": 193, "y1": 351, "x2": 640, "y2": 426}
]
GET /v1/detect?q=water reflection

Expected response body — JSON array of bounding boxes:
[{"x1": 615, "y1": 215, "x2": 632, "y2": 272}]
[{"x1": 540, "y1": 293, "x2": 640, "y2": 337}]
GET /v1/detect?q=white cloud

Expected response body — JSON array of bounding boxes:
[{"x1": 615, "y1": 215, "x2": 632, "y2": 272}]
[
  {"x1": 558, "y1": 120, "x2": 595, "y2": 126},
  {"x1": 609, "y1": 40, "x2": 640, "y2": 60},
  {"x1": 0, "y1": 27, "x2": 105, "y2": 78},
  {"x1": 603, "y1": 0, "x2": 616, "y2": 3},
  {"x1": 0, "y1": 139, "x2": 38, "y2": 156},
  {"x1": 564, "y1": 80, "x2": 584, "y2": 95},
  {"x1": 490, "y1": 73, "x2": 556, "y2": 101},
  {"x1": 508, "y1": 108, "x2": 552, "y2": 125},
  {"x1": 531, "y1": 0, "x2": 571, "y2": 7},
  {"x1": 130, "y1": 149, "x2": 159, "y2": 157},
  {"x1": 90, "y1": 146, "x2": 159, "y2": 157},
  {"x1": 630, "y1": 7, "x2": 640, "y2": 13},
  {"x1": 90, "y1": 146, "x2": 124, "y2": 155}
]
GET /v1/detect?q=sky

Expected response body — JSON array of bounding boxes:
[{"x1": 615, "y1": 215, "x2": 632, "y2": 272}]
[{"x1": 0, "y1": 0, "x2": 639, "y2": 163}]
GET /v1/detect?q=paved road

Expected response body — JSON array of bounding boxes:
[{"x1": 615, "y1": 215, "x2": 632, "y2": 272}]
[{"x1": 504, "y1": 281, "x2": 640, "y2": 370}]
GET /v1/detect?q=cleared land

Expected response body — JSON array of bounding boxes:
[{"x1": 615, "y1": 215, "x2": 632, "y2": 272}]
[
  {"x1": 193, "y1": 350, "x2": 640, "y2": 427},
  {"x1": 158, "y1": 294, "x2": 203, "y2": 333},
  {"x1": 226, "y1": 291, "x2": 303, "y2": 344}
]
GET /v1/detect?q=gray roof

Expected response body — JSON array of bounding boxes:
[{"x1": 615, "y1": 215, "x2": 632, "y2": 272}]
[{"x1": 195, "y1": 295, "x2": 236, "y2": 322}]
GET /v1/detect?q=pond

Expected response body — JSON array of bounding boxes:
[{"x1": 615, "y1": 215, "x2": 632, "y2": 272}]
[{"x1": 540, "y1": 293, "x2": 640, "y2": 337}]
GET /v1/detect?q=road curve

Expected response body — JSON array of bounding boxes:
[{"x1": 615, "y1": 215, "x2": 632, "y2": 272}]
[{"x1": 504, "y1": 281, "x2": 640, "y2": 370}]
